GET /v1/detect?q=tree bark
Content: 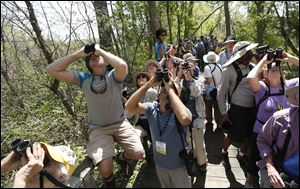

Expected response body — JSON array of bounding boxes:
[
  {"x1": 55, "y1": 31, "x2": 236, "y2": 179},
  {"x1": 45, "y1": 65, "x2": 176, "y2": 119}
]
[
  {"x1": 184, "y1": 1, "x2": 194, "y2": 39},
  {"x1": 166, "y1": 1, "x2": 173, "y2": 44},
  {"x1": 93, "y1": 1, "x2": 113, "y2": 51},
  {"x1": 255, "y1": 1, "x2": 266, "y2": 45},
  {"x1": 148, "y1": 1, "x2": 158, "y2": 47},
  {"x1": 224, "y1": 1, "x2": 231, "y2": 37}
]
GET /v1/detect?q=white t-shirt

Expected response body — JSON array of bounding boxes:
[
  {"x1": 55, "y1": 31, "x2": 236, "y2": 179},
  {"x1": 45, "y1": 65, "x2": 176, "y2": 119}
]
[{"x1": 204, "y1": 63, "x2": 222, "y2": 88}]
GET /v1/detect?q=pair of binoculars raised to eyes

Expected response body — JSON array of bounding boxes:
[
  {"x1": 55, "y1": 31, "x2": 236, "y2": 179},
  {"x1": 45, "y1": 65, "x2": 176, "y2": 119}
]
[{"x1": 9, "y1": 139, "x2": 33, "y2": 157}]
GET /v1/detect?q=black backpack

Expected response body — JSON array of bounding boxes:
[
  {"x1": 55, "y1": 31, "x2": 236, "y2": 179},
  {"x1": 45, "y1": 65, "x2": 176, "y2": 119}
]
[{"x1": 228, "y1": 62, "x2": 254, "y2": 104}]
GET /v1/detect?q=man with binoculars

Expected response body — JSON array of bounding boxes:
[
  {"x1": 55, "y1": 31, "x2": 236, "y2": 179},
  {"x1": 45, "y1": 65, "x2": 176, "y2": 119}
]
[
  {"x1": 1, "y1": 140, "x2": 77, "y2": 188},
  {"x1": 125, "y1": 71, "x2": 193, "y2": 188},
  {"x1": 46, "y1": 44, "x2": 144, "y2": 187}
]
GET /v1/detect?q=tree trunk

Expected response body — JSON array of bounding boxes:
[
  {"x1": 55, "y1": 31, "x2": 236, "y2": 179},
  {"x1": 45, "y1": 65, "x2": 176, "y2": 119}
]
[
  {"x1": 148, "y1": 1, "x2": 158, "y2": 55},
  {"x1": 224, "y1": 1, "x2": 231, "y2": 37},
  {"x1": 184, "y1": 1, "x2": 194, "y2": 39},
  {"x1": 25, "y1": 1, "x2": 76, "y2": 117},
  {"x1": 166, "y1": 1, "x2": 173, "y2": 44},
  {"x1": 255, "y1": 1, "x2": 265, "y2": 45},
  {"x1": 274, "y1": 4, "x2": 299, "y2": 55},
  {"x1": 93, "y1": 1, "x2": 113, "y2": 51}
]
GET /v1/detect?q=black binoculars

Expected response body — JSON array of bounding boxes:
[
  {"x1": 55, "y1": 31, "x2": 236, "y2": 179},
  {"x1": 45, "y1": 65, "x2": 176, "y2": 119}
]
[
  {"x1": 84, "y1": 43, "x2": 96, "y2": 54},
  {"x1": 155, "y1": 68, "x2": 169, "y2": 83},
  {"x1": 267, "y1": 48, "x2": 283, "y2": 69},
  {"x1": 10, "y1": 139, "x2": 33, "y2": 157}
]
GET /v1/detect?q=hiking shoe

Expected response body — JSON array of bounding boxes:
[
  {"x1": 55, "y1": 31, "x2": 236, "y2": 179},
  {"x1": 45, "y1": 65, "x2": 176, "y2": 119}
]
[
  {"x1": 197, "y1": 163, "x2": 207, "y2": 174},
  {"x1": 115, "y1": 153, "x2": 130, "y2": 177},
  {"x1": 221, "y1": 152, "x2": 231, "y2": 169}
]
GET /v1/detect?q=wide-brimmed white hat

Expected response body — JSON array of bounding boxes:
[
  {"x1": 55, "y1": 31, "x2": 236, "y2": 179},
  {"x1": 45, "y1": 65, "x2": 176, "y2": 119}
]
[
  {"x1": 203, "y1": 51, "x2": 220, "y2": 63},
  {"x1": 183, "y1": 53, "x2": 198, "y2": 61},
  {"x1": 223, "y1": 35, "x2": 237, "y2": 44},
  {"x1": 285, "y1": 85, "x2": 299, "y2": 106},
  {"x1": 222, "y1": 41, "x2": 258, "y2": 67}
]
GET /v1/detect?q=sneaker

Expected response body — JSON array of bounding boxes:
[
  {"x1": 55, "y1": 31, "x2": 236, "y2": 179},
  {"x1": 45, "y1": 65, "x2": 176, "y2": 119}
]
[
  {"x1": 115, "y1": 153, "x2": 130, "y2": 177},
  {"x1": 221, "y1": 152, "x2": 231, "y2": 169}
]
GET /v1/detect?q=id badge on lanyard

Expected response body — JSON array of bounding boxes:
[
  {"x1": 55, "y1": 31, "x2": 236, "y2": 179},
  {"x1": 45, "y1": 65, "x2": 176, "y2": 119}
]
[{"x1": 155, "y1": 141, "x2": 167, "y2": 155}]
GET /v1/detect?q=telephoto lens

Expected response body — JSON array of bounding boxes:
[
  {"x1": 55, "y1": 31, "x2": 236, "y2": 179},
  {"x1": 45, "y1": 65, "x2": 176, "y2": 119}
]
[
  {"x1": 9, "y1": 139, "x2": 23, "y2": 156},
  {"x1": 17, "y1": 140, "x2": 33, "y2": 157}
]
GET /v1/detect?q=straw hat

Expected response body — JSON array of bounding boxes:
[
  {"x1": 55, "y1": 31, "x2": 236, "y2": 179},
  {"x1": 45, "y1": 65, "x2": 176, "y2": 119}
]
[
  {"x1": 222, "y1": 41, "x2": 258, "y2": 67},
  {"x1": 133, "y1": 72, "x2": 150, "y2": 85},
  {"x1": 203, "y1": 51, "x2": 220, "y2": 63},
  {"x1": 285, "y1": 85, "x2": 299, "y2": 106},
  {"x1": 145, "y1": 59, "x2": 160, "y2": 71},
  {"x1": 183, "y1": 53, "x2": 198, "y2": 61}
]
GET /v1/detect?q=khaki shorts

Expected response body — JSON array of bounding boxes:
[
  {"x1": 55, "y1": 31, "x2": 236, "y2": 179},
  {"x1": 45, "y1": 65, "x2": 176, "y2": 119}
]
[{"x1": 87, "y1": 120, "x2": 144, "y2": 165}]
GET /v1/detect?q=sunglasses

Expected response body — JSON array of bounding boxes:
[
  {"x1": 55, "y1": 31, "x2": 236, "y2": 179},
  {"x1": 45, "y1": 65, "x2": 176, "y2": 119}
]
[{"x1": 138, "y1": 75, "x2": 147, "y2": 79}]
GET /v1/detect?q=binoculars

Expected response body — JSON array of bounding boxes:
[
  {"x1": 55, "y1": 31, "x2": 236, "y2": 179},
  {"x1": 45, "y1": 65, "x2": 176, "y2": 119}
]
[
  {"x1": 267, "y1": 48, "x2": 283, "y2": 69},
  {"x1": 155, "y1": 68, "x2": 169, "y2": 83},
  {"x1": 10, "y1": 139, "x2": 33, "y2": 157},
  {"x1": 84, "y1": 43, "x2": 96, "y2": 54}
]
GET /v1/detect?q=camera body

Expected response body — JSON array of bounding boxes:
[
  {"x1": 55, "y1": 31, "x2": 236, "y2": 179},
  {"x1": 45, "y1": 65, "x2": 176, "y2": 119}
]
[
  {"x1": 267, "y1": 48, "x2": 283, "y2": 69},
  {"x1": 155, "y1": 68, "x2": 169, "y2": 83},
  {"x1": 182, "y1": 62, "x2": 191, "y2": 69},
  {"x1": 179, "y1": 148, "x2": 197, "y2": 176},
  {"x1": 10, "y1": 139, "x2": 33, "y2": 157}
]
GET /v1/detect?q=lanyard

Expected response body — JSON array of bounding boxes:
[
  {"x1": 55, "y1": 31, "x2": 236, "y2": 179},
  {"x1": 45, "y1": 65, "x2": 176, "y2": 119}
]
[{"x1": 156, "y1": 105, "x2": 172, "y2": 139}]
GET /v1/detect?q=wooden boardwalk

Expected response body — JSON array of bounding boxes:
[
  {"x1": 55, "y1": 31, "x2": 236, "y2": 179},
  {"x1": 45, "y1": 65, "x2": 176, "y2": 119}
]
[{"x1": 131, "y1": 124, "x2": 247, "y2": 188}]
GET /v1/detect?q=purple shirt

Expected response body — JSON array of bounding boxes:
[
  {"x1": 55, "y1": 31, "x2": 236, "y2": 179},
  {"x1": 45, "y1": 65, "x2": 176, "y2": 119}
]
[
  {"x1": 253, "y1": 78, "x2": 299, "y2": 133},
  {"x1": 257, "y1": 107, "x2": 299, "y2": 169}
]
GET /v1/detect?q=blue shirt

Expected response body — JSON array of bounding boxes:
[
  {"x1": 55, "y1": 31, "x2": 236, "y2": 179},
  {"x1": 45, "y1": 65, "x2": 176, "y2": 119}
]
[
  {"x1": 155, "y1": 42, "x2": 166, "y2": 61},
  {"x1": 144, "y1": 102, "x2": 188, "y2": 169}
]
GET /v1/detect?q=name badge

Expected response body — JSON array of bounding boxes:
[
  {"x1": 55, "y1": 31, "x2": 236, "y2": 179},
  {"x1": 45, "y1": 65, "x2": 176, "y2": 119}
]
[{"x1": 155, "y1": 141, "x2": 167, "y2": 155}]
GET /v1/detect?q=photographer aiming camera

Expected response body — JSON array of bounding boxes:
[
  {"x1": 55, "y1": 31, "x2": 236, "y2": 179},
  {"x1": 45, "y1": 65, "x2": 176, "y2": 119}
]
[
  {"x1": 245, "y1": 50, "x2": 299, "y2": 187},
  {"x1": 1, "y1": 142, "x2": 77, "y2": 188},
  {"x1": 125, "y1": 71, "x2": 193, "y2": 188},
  {"x1": 174, "y1": 56, "x2": 208, "y2": 174},
  {"x1": 46, "y1": 44, "x2": 144, "y2": 187}
]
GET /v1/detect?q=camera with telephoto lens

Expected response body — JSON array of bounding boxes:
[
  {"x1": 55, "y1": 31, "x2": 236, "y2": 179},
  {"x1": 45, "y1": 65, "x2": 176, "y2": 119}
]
[
  {"x1": 10, "y1": 139, "x2": 33, "y2": 157},
  {"x1": 267, "y1": 48, "x2": 283, "y2": 69},
  {"x1": 155, "y1": 68, "x2": 169, "y2": 84},
  {"x1": 255, "y1": 45, "x2": 269, "y2": 62},
  {"x1": 84, "y1": 43, "x2": 96, "y2": 54},
  {"x1": 179, "y1": 148, "x2": 198, "y2": 176}
]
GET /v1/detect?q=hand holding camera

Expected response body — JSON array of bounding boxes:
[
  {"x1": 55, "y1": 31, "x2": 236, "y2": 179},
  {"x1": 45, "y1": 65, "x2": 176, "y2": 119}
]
[{"x1": 266, "y1": 48, "x2": 283, "y2": 69}]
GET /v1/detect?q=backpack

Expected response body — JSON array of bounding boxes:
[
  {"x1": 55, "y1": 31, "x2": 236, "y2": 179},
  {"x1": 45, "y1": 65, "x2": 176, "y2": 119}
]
[
  {"x1": 228, "y1": 62, "x2": 254, "y2": 104},
  {"x1": 203, "y1": 63, "x2": 222, "y2": 101}
]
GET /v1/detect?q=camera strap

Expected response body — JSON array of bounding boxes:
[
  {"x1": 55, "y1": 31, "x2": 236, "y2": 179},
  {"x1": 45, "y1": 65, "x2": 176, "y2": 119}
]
[
  {"x1": 39, "y1": 171, "x2": 71, "y2": 188},
  {"x1": 175, "y1": 116, "x2": 192, "y2": 152}
]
